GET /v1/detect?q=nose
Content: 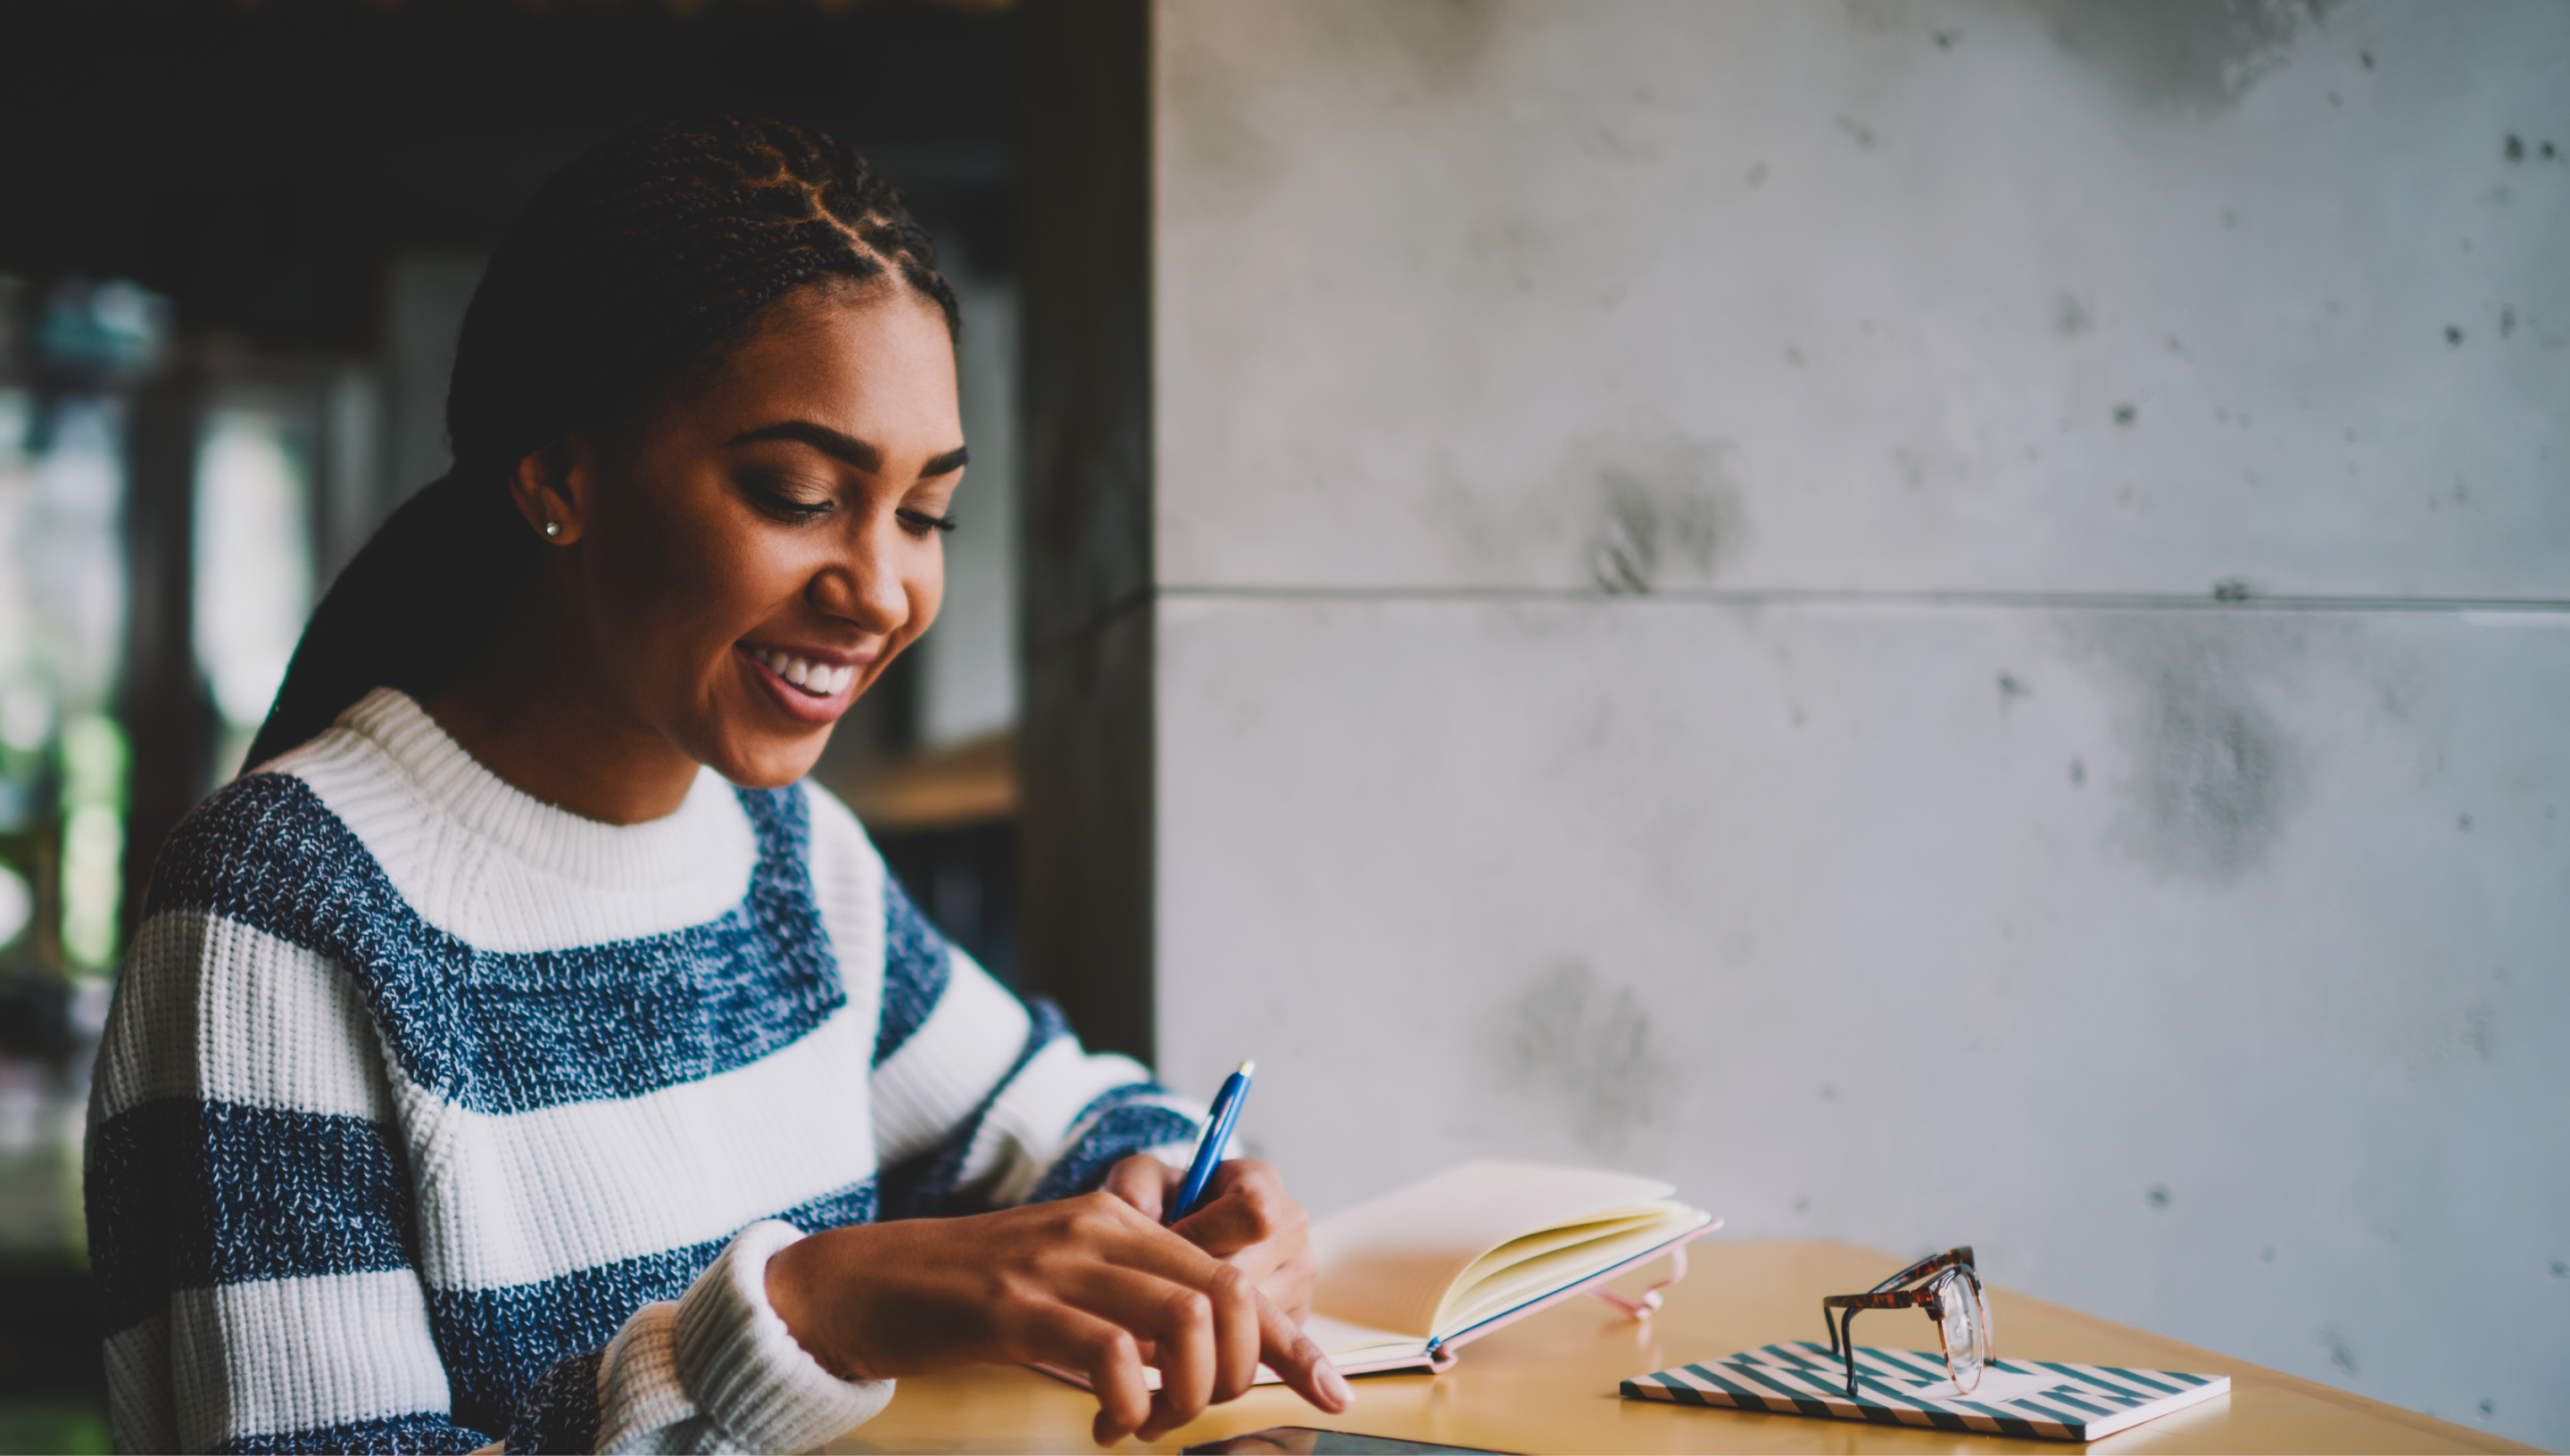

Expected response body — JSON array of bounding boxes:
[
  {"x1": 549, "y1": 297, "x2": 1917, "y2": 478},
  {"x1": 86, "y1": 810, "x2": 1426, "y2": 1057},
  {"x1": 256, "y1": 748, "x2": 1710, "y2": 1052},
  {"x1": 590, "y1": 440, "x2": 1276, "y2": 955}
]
[{"x1": 808, "y1": 511, "x2": 916, "y2": 636}]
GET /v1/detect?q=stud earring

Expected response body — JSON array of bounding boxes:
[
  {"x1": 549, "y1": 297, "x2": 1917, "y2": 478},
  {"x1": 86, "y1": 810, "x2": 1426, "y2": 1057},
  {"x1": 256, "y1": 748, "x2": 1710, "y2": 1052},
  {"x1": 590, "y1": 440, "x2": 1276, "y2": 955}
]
[{"x1": 543, "y1": 520, "x2": 562, "y2": 540}]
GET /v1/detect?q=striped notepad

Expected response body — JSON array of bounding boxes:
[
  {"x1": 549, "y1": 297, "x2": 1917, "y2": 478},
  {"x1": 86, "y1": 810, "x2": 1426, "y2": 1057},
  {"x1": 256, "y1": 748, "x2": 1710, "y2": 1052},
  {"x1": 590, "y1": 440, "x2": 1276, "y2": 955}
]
[{"x1": 1622, "y1": 1341, "x2": 2229, "y2": 1442}]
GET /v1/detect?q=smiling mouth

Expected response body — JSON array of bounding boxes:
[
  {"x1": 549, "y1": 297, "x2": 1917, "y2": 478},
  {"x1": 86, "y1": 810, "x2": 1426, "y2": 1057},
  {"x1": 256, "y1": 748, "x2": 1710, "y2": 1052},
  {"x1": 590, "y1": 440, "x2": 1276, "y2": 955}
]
[{"x1": 747, "y1": 647, "x2": 858, "y2": 699}]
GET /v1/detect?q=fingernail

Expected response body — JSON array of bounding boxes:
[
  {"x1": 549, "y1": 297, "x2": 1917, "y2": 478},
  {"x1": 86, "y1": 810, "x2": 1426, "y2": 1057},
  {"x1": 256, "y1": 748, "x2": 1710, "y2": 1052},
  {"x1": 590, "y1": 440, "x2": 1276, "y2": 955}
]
[{"x1": 1320, "y1": 1358, "x2": 1353, "y2": 1408}]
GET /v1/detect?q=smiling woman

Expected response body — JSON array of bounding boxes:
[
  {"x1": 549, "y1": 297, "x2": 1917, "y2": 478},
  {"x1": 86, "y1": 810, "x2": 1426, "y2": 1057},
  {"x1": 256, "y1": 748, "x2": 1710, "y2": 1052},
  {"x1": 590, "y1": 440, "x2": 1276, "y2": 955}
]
[{"x1": 83, "y1": 115, "x2": 1346, "y2": 1455}]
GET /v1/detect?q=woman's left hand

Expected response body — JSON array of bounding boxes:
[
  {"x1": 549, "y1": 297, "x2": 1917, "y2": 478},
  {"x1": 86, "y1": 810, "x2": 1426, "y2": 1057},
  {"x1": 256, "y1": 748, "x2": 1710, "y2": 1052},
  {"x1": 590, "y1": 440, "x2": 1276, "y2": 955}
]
[{"x1": 1104, "y1": 1155, "x2": 1319, "y2": 1328}]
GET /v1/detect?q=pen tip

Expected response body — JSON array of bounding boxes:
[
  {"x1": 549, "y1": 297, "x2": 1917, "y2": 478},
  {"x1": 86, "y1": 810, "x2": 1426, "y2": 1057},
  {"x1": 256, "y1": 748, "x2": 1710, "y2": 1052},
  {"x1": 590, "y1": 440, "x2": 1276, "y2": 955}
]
[{"x1": 1239, "y1": 1060, "x2": 1256, "y2": 1077}]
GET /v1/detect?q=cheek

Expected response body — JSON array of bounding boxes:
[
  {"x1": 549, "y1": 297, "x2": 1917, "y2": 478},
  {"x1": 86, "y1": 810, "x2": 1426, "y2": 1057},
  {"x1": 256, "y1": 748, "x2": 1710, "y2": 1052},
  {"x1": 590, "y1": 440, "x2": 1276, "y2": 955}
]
[{"x1": 594, "y1": 487, "x2": 788, "y2": 655}]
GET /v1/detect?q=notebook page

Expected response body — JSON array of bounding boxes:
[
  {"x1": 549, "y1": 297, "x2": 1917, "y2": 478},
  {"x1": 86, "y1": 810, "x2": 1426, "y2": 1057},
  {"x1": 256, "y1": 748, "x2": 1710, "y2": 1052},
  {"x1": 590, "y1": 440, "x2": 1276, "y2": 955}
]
[
  {"x1": 1301, "y1": 1312, "x2": 1427, "y2": 1363},
  {"x1": 1310, "y1": 1162, "x2": 1679, "y2": 1337},
  {"x1": 1433, "y1": 1205, "x2": 1706, "y2": 1334},
  {"x1": 1443, "y1": 1206, "x2": 1675, "y2": 1298}
]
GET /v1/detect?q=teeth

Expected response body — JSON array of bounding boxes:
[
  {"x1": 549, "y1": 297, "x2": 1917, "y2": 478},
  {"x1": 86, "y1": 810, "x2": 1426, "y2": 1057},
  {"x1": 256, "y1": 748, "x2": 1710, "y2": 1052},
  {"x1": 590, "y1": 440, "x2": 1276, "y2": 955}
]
[{"x1": 751, "y1": 648, "x2": 850, "y2": 697}]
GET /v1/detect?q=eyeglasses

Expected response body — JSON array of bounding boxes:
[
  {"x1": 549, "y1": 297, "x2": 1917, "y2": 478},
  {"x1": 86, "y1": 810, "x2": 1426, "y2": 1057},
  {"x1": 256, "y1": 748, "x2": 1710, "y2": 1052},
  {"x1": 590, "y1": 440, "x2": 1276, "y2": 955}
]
[{"x1": 1820, "y1": 1246, "x2": 1994, "y2": 1400}]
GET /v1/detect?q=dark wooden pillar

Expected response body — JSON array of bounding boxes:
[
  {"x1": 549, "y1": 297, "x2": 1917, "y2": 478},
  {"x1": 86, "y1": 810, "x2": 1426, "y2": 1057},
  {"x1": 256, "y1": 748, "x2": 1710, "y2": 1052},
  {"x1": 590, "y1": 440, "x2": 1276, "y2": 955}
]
[
  {"x1": 1016, "y1": 0, "x2": 1157, "y2": 1063},
  {"x1": 119, "y1": 363, "x2": 215, "y2": 939}
]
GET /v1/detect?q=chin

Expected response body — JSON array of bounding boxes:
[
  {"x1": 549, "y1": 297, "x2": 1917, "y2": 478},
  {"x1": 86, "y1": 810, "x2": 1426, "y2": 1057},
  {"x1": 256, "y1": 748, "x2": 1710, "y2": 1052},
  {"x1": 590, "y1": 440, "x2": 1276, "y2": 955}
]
[{"x1": 702, "y1": 730, "x2": 833, "y2": 790}]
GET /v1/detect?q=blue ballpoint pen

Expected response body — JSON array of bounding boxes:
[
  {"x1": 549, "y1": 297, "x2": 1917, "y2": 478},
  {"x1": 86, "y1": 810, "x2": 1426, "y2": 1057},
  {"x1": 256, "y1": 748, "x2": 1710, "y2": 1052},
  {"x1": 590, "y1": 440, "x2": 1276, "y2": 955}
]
[{"x1": 1167, "y1": 1060, "x2": 1254, "y2": 1224}]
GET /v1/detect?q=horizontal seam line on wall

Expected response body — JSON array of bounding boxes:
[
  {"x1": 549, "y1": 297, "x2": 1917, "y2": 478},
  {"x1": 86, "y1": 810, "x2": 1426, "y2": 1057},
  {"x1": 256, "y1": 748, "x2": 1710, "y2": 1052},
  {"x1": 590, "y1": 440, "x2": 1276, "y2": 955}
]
[{"x1": 1153, "y1": 585, "x2": 2570, "y2": 613}]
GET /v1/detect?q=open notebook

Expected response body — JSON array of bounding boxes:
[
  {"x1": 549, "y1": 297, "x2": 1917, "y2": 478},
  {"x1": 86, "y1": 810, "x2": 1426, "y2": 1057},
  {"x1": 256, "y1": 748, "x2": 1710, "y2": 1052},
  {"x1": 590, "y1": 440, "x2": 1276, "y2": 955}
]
[
  {"x1": 1298, "y1": 1162, "x2": 1718, "y2": 1374},
  {"x1": 1039, "y1": 1161, "x2": 1718, "y2": 1389}
]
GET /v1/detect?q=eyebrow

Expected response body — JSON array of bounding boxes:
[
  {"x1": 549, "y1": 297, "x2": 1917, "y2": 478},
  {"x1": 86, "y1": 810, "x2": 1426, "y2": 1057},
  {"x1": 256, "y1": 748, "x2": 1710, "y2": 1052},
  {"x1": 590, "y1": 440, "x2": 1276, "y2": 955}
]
[{"x1": 725, "y1": 420, "x2": 968, "y2": 479}]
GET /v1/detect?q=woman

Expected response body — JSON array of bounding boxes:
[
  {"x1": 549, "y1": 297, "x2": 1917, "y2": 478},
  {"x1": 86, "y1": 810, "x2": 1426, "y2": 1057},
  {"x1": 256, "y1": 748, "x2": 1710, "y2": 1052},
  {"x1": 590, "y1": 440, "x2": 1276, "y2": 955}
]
[{"x1": 84, "y1": 114, "x2": 1349, "y2": 1454}]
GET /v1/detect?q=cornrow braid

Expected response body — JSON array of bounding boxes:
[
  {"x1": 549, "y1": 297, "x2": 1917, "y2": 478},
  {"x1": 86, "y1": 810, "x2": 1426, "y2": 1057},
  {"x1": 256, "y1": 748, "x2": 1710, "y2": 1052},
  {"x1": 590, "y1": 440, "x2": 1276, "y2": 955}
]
[
  {"x1": 449, "y1": 112, "x2": 958, "y2": 481},
  {"x1": 246, "y1": 113, "x2": 958, "y2": 769}
]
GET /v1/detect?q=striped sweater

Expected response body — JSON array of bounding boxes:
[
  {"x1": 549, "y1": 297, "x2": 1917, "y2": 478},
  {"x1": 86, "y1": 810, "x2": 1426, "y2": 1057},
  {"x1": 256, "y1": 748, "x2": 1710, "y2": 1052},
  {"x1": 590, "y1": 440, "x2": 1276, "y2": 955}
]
[{"x1": 85, "y1": 689, "x2": 1202, "y2": 1453}]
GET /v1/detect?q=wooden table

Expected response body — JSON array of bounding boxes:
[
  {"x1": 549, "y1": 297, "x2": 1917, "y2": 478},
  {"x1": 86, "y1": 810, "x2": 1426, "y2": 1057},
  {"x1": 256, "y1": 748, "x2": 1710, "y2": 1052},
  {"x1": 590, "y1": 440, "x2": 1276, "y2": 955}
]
[{"x1": 823, "y1": 1240, "x2": 2536, "y2": 1454}]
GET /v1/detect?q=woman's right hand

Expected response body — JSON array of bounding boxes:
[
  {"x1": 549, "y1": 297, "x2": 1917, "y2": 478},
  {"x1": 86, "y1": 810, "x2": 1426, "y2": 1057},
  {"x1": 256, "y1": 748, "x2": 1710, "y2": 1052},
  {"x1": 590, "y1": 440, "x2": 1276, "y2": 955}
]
[{"x1": 763, "y1": 1192, "x2": 1354, "y2": 1446}]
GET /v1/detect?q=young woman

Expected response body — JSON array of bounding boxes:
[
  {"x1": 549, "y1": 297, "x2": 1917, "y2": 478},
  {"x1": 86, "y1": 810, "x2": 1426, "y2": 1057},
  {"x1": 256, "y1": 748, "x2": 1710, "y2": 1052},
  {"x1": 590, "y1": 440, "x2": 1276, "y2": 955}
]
[{"x1": 84, "y1": 114, "x2": 1349, "y2": 1454}]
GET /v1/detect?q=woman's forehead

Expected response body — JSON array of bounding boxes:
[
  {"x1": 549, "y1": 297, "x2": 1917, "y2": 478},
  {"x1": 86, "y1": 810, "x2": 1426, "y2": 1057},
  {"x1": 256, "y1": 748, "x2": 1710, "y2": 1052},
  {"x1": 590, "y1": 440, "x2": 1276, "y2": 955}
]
[{"x1": 683, "y1": 292, "x2": 962, "y2": 443}]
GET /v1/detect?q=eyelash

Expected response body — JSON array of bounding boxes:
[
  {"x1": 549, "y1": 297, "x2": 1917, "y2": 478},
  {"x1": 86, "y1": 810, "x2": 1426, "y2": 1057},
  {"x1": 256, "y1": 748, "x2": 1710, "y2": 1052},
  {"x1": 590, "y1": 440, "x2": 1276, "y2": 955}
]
[
  {"x1": 744, "y1": 476, "x2": 831, "y2": 521},
  {"x1": 745, "y1": 480, "x2": 956, "y2": 536}
]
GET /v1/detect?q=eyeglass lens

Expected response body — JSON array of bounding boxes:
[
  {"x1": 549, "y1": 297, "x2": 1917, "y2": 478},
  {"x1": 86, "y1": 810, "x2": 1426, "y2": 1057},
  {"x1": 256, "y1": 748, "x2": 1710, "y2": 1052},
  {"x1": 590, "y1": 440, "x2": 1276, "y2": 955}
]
[{"x1": 1936, "y1": 1269, "x2": 1990, "y2": 1394}]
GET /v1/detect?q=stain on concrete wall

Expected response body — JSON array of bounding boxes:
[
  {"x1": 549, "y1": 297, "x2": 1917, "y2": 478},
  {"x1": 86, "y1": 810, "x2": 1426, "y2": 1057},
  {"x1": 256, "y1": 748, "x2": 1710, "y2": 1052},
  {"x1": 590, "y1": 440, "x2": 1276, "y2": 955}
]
[
  {"x1": 2076, "y1": 616, "x2": 2316, "y2": 886},
  {"x1": 2027, "y1": 0, "x2": 2342, "y2": 112},
  {"x1": 1364, "y1": 0, "x2": 1502, "y2": 95},
  {"x1": 1480, "y1": 962, "x2": 1675, "y2": 1154},
  {"x1": 1580, "y1": 428, "x2": 1745, "y2": 594}
]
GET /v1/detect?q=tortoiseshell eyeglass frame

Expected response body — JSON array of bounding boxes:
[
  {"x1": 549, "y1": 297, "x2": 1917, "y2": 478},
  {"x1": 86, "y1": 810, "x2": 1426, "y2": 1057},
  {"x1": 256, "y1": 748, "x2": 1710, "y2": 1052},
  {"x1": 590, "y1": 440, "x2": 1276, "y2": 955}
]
[{"x1": 1820, "y1": 1245, "x2": 1993, "y2": 1400}]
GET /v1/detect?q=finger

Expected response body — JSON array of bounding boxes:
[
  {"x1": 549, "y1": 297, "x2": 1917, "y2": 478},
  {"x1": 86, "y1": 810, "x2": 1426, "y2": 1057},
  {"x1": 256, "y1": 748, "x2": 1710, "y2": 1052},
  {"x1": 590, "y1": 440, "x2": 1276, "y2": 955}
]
[
  {"x1": 1223, "y1": 1244, "x2": 1288, "y2": 1297},
  {"x1": 1140, "y1": 1264, "x2": 1263, "y2": 1442},
  {"x1": 1020, "y1": 1303, "x2": 1154, "y2": 1445},
  {"x1": 1059, "y1": 1263, "x2": 1217, "y2": 1439},
  {"x1": 1170, "y1": 1162, "x2": 1297, "y2": 1256},
  {"x1": 1101, "y1": 1154, "x2": 1171, "y2": 1222},
  {"x1": 1257, "y1": 1248, "x2": 1318, "y2": 1328},
  {"x1": 1201, "y1": 1259, "x2": 1264, "y2": 1405},
  {"x1": 1084, "y1": 1196, "x2": 1247, "y2": 1285},
  {"x1": 1251, "y1": 1283, "x2": 1354, "y2": 1416},
  {"x1": 1067, "y1": 1203, "x2": 1275, "y2": 1420}
]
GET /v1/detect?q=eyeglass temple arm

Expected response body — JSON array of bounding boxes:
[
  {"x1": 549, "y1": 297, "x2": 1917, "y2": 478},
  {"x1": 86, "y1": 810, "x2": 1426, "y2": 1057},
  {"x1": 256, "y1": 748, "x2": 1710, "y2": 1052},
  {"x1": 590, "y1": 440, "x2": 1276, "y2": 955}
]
[
  {"x1": 1830, "y1": 1305, "x2": 1864, "y2": 1394},
  {"x1": 1869, "y1": 1244, "x2": 1976, "y2": 1295}
]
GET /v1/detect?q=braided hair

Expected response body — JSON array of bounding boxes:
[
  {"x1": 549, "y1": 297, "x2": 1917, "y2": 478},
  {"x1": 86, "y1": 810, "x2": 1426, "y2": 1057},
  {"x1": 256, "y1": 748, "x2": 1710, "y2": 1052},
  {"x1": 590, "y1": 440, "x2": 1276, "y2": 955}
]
[{"x1": 245, "y1": 113, "x2": 958, "y2": 768}]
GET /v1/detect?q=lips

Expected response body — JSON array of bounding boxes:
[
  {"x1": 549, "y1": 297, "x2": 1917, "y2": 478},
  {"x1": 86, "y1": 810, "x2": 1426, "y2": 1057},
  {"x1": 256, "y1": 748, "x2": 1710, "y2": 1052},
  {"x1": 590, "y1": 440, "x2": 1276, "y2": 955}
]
[
  {"x1": 747, "y1": 647, "x2": 856, "y2": 699},
  {"x1": 736, "y1": 642, "x2": 871, "y2": 726}
]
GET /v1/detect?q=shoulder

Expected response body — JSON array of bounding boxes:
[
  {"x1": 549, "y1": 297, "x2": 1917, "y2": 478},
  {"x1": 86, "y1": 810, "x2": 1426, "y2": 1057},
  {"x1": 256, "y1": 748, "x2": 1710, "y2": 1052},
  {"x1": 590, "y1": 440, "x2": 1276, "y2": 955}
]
[
  {"x1": 147, "y1": 694, "x2": 451, "y2": 946},
  {"x1": 141, "y1": 765, "x2": 379, "y2": 941},
  {"x1": 103, "y1": 768, "x2": 394, "y2": 1128}
]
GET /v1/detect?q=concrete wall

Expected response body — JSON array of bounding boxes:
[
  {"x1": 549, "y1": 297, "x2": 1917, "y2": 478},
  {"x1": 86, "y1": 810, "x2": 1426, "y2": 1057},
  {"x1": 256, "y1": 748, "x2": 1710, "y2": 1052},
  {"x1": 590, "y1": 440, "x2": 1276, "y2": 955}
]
[{"x1": 1133, "y1": 0, "x2": 2568, "y2": 1444}]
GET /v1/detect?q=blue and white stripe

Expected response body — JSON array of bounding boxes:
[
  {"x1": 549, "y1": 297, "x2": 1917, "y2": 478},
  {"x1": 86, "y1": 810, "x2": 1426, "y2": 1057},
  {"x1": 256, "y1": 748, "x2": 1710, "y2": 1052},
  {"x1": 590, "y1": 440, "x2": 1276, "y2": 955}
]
[{"x1": 87, "y1": 689, "x2": 1200, "y2": 1453}]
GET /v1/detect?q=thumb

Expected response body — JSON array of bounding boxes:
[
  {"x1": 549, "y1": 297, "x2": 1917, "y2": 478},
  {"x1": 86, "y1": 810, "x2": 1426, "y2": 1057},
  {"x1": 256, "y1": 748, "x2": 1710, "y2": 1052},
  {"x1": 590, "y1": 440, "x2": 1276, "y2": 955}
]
[{"x1": 1101, "y1": 1154, "x2": 1171, "y2": 1220}]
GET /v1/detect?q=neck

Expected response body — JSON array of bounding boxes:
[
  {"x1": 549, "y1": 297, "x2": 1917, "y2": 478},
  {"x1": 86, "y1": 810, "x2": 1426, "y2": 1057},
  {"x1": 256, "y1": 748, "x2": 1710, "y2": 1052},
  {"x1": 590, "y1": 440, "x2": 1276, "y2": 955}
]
[{"x1": 426, "y1": 630, "x2": 701, "y2": 827}]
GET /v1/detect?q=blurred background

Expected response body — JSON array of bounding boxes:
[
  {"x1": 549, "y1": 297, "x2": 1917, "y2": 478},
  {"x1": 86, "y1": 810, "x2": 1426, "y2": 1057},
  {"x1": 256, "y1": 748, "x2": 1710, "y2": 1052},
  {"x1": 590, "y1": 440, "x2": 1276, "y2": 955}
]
[
  {"x1": 0, "y1": 1, "x2": 1024, "y2": 1448},
  {"x1": 2, "y1": 0, "x2": 2565, "y2": 1452}
]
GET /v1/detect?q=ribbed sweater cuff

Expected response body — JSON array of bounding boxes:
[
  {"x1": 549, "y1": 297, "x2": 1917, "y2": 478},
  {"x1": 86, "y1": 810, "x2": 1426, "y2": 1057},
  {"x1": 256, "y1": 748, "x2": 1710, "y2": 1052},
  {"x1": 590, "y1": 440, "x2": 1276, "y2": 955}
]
[{"x1": 673, "y1": 1221, "x2": 894, "y2": 1452}]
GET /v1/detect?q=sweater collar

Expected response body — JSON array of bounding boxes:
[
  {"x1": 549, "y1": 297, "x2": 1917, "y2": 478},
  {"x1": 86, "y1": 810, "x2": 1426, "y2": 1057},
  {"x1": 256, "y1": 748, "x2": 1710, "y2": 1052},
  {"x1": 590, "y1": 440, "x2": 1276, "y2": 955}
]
[{"x1": 335, "y1": 687, "x2": 751, "y2": 890}]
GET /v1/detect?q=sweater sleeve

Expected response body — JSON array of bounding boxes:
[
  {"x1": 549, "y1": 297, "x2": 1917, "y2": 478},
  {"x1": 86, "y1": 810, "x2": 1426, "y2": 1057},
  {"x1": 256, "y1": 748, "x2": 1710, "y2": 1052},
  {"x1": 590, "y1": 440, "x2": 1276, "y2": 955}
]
[
  {"x1": 88, "y1": 888, "x2": 889, "y2": 1454},
  {"x1": 800, "y1": 786, "x2": 1208, "y2": 1220}
]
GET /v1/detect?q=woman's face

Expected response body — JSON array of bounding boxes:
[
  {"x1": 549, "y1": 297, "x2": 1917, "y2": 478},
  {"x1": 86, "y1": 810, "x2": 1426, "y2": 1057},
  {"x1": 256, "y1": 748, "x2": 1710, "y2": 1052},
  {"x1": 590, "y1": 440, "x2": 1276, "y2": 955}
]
[{"x1": 545, "y1": 287, "x2": 963, "y2": 790}]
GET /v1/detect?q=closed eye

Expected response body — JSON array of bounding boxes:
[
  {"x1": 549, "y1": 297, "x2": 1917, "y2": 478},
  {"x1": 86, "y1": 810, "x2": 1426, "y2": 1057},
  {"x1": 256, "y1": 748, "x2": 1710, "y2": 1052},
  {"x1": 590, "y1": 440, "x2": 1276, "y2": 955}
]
[
  {"x1": 740, "y1": 473, "x2": 834, "y2": 522},
  {"x1": 898, "y1": 509, "x2": 958, "y2": 535}
]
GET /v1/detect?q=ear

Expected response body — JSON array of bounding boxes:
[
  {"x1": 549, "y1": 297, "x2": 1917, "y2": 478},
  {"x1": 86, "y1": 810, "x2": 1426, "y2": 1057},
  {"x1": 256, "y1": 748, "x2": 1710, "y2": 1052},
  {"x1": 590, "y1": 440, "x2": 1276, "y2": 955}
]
[{"x1": 507, "y1": 437, "x2": 592, "y2": 545}]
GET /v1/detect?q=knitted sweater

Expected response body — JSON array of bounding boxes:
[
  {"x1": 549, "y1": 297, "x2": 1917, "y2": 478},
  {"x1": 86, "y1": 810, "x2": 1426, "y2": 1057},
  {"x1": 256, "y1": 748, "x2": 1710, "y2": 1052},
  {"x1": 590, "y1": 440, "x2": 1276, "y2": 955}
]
[{"x1": 85, "y1": 689, "x2": 1201, "y2": 1454}]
